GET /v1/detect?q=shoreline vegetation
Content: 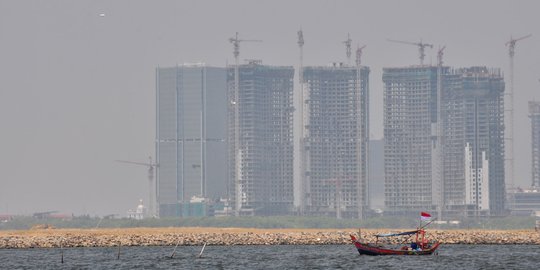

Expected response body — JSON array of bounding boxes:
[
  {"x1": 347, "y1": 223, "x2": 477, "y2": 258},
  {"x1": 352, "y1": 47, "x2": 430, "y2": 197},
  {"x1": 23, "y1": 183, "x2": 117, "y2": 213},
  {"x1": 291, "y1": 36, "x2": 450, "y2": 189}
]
[{"x1": 1, "y1": 227, "x2": 540, "y2": 248}]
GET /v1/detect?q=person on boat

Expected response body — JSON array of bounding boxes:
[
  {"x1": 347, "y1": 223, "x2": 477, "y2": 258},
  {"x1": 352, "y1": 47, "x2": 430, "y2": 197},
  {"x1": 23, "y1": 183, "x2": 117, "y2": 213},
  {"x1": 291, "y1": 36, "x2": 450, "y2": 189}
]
[{"x1": 410, "y1": 242, "x2": 422, "y2": 251}]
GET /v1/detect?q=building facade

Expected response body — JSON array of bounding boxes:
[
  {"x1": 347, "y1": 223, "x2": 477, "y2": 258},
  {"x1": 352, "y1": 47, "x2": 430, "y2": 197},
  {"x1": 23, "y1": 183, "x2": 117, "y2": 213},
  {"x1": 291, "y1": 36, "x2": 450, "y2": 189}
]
[
  {"x1": 228, "y1": 61, "x2": 295, "y2": 216},
  {"x1": 156, "y1": 64, "x2": 228, "y2": 217},
  {"x1": 443, "y1": 67, "x2": 505, "y2": 216},
  {"x1": 302, "y1": 64, "x2": 370, "y2": 218},
  {"x1": 530, "y1": 101, "x2": 540, "y2": 188},
  {"x1": 383, "y1": 66, "x2": 439, "y2": 215},
  {"x1": 383, "y1": 66, "x2": 505, "y2": 217}
]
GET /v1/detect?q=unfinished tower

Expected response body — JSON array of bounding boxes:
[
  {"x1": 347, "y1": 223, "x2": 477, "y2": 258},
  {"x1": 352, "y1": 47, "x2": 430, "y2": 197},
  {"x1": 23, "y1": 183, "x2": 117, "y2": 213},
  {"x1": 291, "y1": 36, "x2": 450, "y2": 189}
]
[
  {"x1": 227, "y1": 61, "x2": 295, "y2": 216},
  {"x1": 383, "y1": 66, "x2": 439, "y2": 215},
  {"x1": 303, "y1": 63, "x2": 370, "y2": 218},
  {"x1": 529, "y1": 101, "x2": 540, "y2": 188},
  {"x1": 383, "y1": 65, "x2": 505, "y2": 217},
  {"x1": 445, "y1": 67, "x2": 505, "y2": 216}
]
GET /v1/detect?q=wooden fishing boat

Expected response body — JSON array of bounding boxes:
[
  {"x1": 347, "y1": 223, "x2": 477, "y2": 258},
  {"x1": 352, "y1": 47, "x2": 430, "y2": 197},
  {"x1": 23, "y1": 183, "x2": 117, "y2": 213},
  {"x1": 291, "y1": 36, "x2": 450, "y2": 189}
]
[
  {"x1": 350, "y1": 230, "x2": 440, "y2": 256},
  {"x1": 350, "y1": 213, "x2": 440, "y2": 256}
]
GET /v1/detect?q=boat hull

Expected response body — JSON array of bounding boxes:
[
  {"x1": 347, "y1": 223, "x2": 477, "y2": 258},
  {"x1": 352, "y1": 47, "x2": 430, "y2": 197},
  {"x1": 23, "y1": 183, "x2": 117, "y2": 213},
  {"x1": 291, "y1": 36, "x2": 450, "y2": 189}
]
[{"x1": 350, "y1": 235, "x2": 440, "y2": 256}]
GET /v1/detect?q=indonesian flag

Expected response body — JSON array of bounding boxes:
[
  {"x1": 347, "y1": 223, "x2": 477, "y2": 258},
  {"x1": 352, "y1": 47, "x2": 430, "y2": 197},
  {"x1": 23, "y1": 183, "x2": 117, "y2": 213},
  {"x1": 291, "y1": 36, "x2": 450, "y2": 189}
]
[{"x1": 420, "y1": 212, "x2": 431, "y2": 221}]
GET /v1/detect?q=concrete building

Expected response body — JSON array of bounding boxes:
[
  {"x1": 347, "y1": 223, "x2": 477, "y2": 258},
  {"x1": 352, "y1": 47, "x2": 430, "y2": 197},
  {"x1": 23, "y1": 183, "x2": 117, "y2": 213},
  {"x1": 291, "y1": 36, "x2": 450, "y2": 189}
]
[
  {"x1": 302, "y1": 63, "x2": 370, "y2": 218},
  {"x1": 443, "y1": 67, "x2": 505, "y2": 216},
  {"x1": 529, "y1": 101, "x2": 540, "y2": 188},
  {"x1": 383, "y1": 66, "x2": 439, "y2": 215},
  {"x1": 382, "y1": 66, "x2": 505, "y2": 217},
  {"x1": 156, "y1": 64, "x2": 228, "y2": 217},
  {"x1": 228, "y1": 61, "x2": 294, "y2": 216}
]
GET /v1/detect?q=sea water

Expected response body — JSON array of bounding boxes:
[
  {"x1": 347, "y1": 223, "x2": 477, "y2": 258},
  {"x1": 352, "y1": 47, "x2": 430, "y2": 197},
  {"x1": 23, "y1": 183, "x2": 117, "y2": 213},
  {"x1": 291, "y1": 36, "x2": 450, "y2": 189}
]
[{"x1": 1, "y1": 244, "x2": 539, "y2": 269}]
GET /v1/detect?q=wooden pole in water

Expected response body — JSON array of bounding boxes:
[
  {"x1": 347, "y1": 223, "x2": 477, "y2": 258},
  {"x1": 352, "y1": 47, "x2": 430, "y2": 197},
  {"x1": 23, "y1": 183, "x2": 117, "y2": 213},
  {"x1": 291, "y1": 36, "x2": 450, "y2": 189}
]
[
  {"x1": 197, "y1": 243, "x2": 206, "y2": 258},
  {"x1": 60, "y1": 239, "x2": 64, "y2": 264},
  {"x1": 170, "y1": 239, "x2": 180, "y2": 259},
  {"x1": 117, "y1": 241, "x2": 121, "y2": 260}
]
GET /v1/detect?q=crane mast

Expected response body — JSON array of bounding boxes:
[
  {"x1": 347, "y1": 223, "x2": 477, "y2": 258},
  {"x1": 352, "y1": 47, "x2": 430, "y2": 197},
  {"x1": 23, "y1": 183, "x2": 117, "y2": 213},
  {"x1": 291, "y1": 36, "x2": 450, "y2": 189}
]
[
  {"x1": 296, "y1": 29, "x2": 306, "y2": 214},
  {"x1": 344, "y1": 33, "x2": 352, "y2": 65},
  {"x1": 229, "y1": 32, "x2": 261, "y2": 216},
  {"x1": 505, "y1": 34, "x2": 531, "y2": 208},
  {"x1": 436, "y1": 46, "x2": 445, "y2": 221},
  {"x1": 116, "y1": 156, "x2": 158, "y2": 218},
  {"x1": 356, "y1": 44, "x2": 367, "y2": 219}
]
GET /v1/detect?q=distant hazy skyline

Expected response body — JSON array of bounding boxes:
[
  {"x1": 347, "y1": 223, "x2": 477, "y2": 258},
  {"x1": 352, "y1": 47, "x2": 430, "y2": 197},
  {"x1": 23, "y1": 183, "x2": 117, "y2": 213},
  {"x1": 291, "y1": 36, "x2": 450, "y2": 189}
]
[{"x1": 1, "y1": 0, "x2": 539, "y2": 216}]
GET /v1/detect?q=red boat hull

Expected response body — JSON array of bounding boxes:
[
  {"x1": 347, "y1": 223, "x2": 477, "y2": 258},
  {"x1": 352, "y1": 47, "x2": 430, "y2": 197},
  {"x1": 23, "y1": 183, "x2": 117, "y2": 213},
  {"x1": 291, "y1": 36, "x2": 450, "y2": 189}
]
[{"x1": 350, "y1": 235, "x2": 440, "y2": 256}]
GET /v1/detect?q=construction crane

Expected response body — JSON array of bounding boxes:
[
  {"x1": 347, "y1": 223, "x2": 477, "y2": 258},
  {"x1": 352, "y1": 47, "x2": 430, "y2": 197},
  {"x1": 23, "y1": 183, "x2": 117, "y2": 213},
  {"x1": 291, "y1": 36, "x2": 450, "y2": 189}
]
[
  {"x1": 505, "y1": 34, "x2": 531, "y2": 205},
  {"x1": 228, "y1": 32, "x2": 261, "y2": 215},
  {"x1": 343, "y1": 33, "x2": 352, "y2": 65},
  {"x1": 436, "y1": 46, "x2": 446, "y2": 221},
  {"x1": 388, "y1": 39, "x2": 433, "y2": 65},
  {"x1": 116, "y1": 156, "x2": 158, "y2": 218},
  {"x1": 355, "y1": 44, "x2": 366, "y2": 67},
  {"x1": 355, "y1": 43, "x2": 367, "y2": 219},
  {"x1": 296, "y1": 28, "x2": 306, "y2": 214}
]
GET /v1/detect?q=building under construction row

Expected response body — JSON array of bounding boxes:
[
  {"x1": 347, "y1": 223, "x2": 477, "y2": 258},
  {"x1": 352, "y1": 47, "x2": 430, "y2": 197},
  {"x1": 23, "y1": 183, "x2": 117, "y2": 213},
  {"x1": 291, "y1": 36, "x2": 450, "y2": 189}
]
[
  {"x1": 227, "y1": 61, "x2": 370, "y2": 217},
  {"x1": 156, "y1": 62, "x2": 506, "y2": 218},
  {"x1": 383, "y1": 66, "x2": 505, "y2": 217}
]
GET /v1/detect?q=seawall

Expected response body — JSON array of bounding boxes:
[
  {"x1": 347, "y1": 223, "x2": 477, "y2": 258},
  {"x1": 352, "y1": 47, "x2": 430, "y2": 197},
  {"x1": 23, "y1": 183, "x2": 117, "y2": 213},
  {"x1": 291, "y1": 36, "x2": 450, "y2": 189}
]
[{"x1": 1, "y1": 228, "x2": 539, "y2": 249}]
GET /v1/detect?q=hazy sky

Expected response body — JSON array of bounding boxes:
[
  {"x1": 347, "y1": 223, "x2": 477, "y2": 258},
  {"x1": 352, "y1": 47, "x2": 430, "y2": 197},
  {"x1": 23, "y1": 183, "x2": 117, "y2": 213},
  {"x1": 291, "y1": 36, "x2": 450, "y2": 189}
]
[{"x1": 1, "y1": 0, "x2": 539, "y2": 216}]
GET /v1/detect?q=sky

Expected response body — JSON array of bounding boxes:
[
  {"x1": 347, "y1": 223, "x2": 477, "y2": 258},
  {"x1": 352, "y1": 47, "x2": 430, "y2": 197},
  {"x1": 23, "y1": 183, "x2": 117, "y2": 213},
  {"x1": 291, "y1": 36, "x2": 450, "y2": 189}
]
[{"x1": 0, "y1": 0, "x2": 539, "y2": 216}]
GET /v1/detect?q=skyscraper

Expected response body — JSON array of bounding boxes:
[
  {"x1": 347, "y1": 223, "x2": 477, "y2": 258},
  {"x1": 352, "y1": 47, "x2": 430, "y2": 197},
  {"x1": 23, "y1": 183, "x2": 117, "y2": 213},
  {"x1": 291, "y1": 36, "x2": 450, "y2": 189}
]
[
  {"x1": 302, "y1": 63, "x2": 370, "y2": 218},
  {"x1": 383, "y1": 65, "x2": 505, "y2": 217},
  {"x1": 443, "y1": 67, "x2": 505, "y2": 216},
  {"x1": 156, "y1": 64, "x2": 228, "y2": 217},
  {"x1": 383, "y1": 66, "x2": 439, "y2": 215},
  {"x1": 228, "y1": 61, "x2": 294, "y2": 216},
  {"x1": 529, "y1": 101, "x2": 540, "y2": 188}
]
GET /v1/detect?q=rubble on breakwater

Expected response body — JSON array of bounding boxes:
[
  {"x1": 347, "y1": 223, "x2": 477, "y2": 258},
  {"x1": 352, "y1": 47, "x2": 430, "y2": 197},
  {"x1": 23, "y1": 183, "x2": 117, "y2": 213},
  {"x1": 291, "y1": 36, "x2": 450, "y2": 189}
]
[{"x1": 1, "y1": 228, "x2": 539, "y2": 249}]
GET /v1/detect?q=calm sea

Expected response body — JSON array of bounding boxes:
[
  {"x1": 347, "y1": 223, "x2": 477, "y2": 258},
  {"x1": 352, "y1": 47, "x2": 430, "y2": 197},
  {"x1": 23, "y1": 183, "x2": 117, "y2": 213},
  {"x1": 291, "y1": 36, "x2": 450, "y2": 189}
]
[{"x1": 1, "y1": 244, "x2": 539, "y2": 269}]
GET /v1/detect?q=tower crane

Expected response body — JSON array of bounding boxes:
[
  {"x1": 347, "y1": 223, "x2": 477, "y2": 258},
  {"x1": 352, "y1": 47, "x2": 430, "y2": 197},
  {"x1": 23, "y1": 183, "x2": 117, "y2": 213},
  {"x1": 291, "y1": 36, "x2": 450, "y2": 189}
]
[
  {"x1": 388, "y1": 39, "x2": 433, "y2": 65},
  {"x1": 116, "y1": 156, "x2": 158, "y2": 218},
  {"x1": 505, "y1": 34, "x2": 531, "y2": 202},
  {"x1": 296, "y1": 28, "x2": 306, "y2": 214},
  {"x1": 355, "y1": 44, "x2": 366, "y2": 67},
  {"x1": 228, "y1": 32, "x2": 261, "y2": 215},
  {"x1": 436, "y1": 46, "x2": 445, "y2": 220},
  {"x1": 229, "y1": 32, "x2": 262, "y2": 66},
  {"x1": 355, "y1": 43, "x2": 367, "y2": 219},
  {"x1": 343, "y1": 33, "x2": 352, "y2": 65}
]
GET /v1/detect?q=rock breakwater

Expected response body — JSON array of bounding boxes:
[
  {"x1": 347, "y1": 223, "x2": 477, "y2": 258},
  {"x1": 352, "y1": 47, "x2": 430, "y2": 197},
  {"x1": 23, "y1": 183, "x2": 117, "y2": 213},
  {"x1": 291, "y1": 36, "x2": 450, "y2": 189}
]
[{"x1": 1, "y1": 228, "x2": 539, "y2": 249}]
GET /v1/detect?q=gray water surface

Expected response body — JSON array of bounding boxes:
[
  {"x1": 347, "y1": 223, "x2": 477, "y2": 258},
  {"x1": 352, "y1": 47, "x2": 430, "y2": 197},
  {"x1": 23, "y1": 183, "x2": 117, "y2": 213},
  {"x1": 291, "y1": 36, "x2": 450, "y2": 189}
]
[{"x1": 1, "y1": 244, "x2": 539, "y2": 269}]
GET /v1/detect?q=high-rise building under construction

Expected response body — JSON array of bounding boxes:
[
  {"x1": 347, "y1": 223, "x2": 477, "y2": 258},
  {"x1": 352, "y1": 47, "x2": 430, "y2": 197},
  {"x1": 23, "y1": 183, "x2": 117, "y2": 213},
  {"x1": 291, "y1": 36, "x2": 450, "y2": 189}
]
[
  {"x1": 156, "y1": 64, "x2": 228, "y2": 217},
  {"x1": 383, "y1": 66, "x2": 439, "y2": 215},
  {"x1": 228, "y1": 61, "x2": 294, "y2": 216},
  {"x1": 302, "y1": 63, "x2": 370, "y2": 218},
  {"x1": 529, "y1": 101, "x2": 540, "y2": 188},
  {"x1": 383, "y1": 66, "x2": 505, "y2": 217},
  {"x1": 444, "y1": 67, "x2": 505, "y2": 216}
]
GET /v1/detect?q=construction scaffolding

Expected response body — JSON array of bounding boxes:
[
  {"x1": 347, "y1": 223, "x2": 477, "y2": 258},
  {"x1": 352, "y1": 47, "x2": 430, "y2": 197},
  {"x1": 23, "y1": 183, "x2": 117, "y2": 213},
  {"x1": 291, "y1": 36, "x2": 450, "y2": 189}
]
[
  {"x1": 227, "y1": 61, "x2": 295, "y2": 216},
  {"x1": 383, "y1": 65, "x2": 505, "y2": 217},
  {"x1": 383, "y1": 66, "x2": 439, "y2": 215},
  {"x1": 445, "y1": 67, "x2": 505, "y2": 216},
  {"x1": 529, "y1": 101, "x2": 540, "y2": 188},
  {"x1": 303, "y1": 63, "x2": 370, "y2": 218}
]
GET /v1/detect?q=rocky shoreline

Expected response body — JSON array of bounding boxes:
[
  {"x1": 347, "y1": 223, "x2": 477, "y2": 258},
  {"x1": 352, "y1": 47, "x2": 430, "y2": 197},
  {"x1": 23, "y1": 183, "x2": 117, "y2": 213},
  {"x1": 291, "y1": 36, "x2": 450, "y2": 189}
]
[{"x1": 1, "y1": 228, "x2": 539, "y2": 249}]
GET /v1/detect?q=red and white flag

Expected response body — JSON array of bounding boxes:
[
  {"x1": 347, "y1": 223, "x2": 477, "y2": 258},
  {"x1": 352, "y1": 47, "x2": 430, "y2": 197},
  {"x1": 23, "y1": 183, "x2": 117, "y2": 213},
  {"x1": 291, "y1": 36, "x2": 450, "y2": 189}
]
[{"x1": 420, "y1": 212, "x2": 431, "y2": 221}]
